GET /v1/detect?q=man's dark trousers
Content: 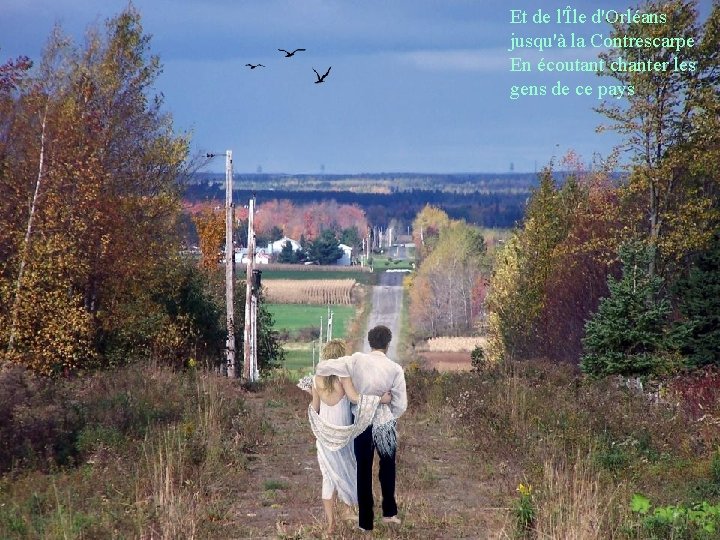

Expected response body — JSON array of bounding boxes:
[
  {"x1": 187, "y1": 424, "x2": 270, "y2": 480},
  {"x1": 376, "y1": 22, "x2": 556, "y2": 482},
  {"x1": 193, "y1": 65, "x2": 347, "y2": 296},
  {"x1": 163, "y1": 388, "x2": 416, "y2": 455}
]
[{"x1": 354, "y1": 424, "x2": 397, "y2": 530}]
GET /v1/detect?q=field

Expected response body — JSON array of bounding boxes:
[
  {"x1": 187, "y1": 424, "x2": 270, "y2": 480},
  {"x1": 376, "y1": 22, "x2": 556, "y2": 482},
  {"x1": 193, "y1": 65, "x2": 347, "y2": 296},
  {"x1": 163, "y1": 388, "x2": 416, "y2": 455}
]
[
  {"x1": 268, "y1": 304, "x2": 356, "y2": 336},
  {"x1": 417, "y1": 351, "x2": 472, "y2": 372},
  {"x1": 262, "y1": 279, "x2": 357, "y2": 305},
  {"x1": 281, "y1": 345, "x2": 318, "y2": 375},
  {"x1": 240, "y1": 267, "x2": 377, "y2": 285},
  {"x1": 370, "y1": 256, "x2": 414, "y2": 270},
  {"x1": 268, "y1": 304, "x2": 358, "y2": 374},
  {"x1": 419, "y1": 336, "x2": 488, "y2": 352}
]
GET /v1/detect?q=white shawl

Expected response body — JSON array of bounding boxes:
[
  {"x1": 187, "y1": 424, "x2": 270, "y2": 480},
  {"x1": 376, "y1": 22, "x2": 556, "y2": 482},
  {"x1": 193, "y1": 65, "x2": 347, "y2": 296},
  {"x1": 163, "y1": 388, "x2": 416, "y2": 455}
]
[{"x1": 310, "y1": 358, "x2": 398, "y2": 457}]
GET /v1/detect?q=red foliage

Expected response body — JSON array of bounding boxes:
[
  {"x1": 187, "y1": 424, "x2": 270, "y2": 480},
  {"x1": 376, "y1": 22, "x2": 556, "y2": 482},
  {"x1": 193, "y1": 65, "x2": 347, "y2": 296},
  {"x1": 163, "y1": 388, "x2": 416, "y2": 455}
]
[
  {"x1": 0, "y1": 56, "x2": 32, "y2": 92},
  {"x1": 668, "y1": 368, "x2": 720, "y2": 420},
  {"x1": 183, "y1": 199, "x2": 368, "y2": 242},
  {"x1": 535, "y1": 169, "x2": 621, "y2": 363}
]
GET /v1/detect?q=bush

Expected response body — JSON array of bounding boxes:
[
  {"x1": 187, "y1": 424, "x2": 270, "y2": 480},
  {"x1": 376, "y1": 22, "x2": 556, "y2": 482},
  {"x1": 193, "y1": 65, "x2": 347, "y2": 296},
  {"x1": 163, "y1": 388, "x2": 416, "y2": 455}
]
[
  {"x1": 470, "y1": 345, "x2": 485, "y2": 371},
  {"x1": 0, "y1": 364, "x2": 194, "y2": 473},
  {"x1": 0, "y1": 366, "x2": 83, "y2": 470}
]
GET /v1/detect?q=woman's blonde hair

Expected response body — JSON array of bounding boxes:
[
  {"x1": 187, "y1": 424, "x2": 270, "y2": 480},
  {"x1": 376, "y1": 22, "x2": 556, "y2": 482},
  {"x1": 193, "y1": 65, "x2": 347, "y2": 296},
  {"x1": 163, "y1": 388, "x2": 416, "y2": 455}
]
[
  {"x1": 319, "y1": 340, "x2": 347, "y2": 393},
  {"x1": 322, "y1": 339, "x2": 346, "y2": 360}
]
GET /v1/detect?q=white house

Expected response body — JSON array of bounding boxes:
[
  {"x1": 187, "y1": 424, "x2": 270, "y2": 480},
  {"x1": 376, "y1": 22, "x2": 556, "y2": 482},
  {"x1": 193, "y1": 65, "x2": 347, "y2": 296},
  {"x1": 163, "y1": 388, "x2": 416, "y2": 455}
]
[
  {"x1": 267, "y1": 237, "x2": 301, "y2": 254},
  {"x1": 236, "y1": 248, "x2": 270, "y2": 265},
  {"x1": 336, "y1": 243, "x2": 352, "y2": 266}
]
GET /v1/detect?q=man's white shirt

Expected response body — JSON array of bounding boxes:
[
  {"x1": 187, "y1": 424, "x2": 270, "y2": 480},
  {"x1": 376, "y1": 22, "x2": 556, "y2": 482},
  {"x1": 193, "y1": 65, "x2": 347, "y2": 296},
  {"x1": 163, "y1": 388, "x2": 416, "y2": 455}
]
[{"x1": 346, "y1": 350, "x2": 407, "y2": 419}]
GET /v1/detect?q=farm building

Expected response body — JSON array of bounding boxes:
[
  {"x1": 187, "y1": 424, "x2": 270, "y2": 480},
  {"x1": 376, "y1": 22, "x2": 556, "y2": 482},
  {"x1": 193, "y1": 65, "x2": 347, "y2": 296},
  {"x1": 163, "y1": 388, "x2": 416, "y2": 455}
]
[
  {"x1": 267, "y1": 237, "x2": 301, "y2": 254},
  {"x1": 336, "y1": 244, "x2": 352, "y2": 266}
]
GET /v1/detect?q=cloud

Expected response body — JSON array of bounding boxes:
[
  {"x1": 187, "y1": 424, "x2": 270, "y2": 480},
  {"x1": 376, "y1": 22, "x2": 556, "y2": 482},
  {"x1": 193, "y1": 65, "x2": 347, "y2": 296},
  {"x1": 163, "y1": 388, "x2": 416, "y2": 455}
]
[{"x1": 396, "y1": 49, "x2": 508, "y2": 73}]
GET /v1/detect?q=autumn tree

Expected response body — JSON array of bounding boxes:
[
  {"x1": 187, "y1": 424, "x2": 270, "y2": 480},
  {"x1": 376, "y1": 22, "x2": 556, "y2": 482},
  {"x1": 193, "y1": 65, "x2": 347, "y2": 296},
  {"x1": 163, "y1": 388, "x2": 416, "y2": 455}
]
[
  {"x1": 0, "y1": 8, "x2": 191, "y2": 373},
  {"x1": 409, "y1": 219, "x2": 487, "y2": 337},
  {"x1": 251, "y1": 199, "x2": 368, "y2": 242},
  {"x1": 535, "y1": 166, "x2": 621, "y2": 362},
  {"x1": 487, "y1": 166, "x2": 585, "y2": 359},
  {"x1": 596, "y1": 0, "x2": 719, "y2": 278},
  {"x1": 411, "y1": 204, "x2": 450, "y2": 261},
  {"x1": 192, "y1": 208, "x2": 225, "y2": 271}
]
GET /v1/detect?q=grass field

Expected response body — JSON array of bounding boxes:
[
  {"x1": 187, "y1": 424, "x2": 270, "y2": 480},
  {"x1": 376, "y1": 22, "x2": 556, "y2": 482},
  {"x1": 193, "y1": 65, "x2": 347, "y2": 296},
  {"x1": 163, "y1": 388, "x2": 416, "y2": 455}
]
[
  {"x1": 282, "y1": 345, "x2": 316, "y2": 376},
  {"x1": 371, "y1": 256, "x2": 414, "y2": 270},
  {"x1": 268, "y1": 304, "x2": 357, "y2": 374},
  {"x1": 268, "y1": 304, "x2": 356, "y2": 336}
]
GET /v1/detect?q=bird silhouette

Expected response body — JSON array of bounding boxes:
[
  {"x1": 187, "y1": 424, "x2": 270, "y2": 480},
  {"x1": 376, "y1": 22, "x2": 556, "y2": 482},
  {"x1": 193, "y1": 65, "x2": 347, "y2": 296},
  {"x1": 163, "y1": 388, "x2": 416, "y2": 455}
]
[
  {"x1": 278, "y1": 48, "x2": 306, "y2": 57},
  {"x1": 245, "y1": 63, "x2": 265, "y2": 69},
  {"x1": 313, "y1": 67, "x2": 332, "y2": 84}
]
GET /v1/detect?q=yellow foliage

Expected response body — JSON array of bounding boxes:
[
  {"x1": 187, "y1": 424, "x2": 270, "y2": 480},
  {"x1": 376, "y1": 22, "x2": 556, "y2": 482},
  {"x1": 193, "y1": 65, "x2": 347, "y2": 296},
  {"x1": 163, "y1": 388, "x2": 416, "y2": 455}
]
[
  {"x1": 192, "y1": 209, "x2": 225, "y2": 271},
  {"x1": 412, "y1": 205, "x2": 450, "y2": 260}
]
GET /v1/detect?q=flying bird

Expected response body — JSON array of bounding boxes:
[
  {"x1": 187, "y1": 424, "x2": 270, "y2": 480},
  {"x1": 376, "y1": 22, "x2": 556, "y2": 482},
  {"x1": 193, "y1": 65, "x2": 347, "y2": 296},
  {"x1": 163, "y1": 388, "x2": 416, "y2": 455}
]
[
  {"x1": 313, "y1": 67, "x2": 332, "y2": 84},
  {"x1": 245, "y1": 63, "x2": 265, "y2": 69},
  {"x1": 278, "y1": 48, "x2": 306, "y2": 57}
]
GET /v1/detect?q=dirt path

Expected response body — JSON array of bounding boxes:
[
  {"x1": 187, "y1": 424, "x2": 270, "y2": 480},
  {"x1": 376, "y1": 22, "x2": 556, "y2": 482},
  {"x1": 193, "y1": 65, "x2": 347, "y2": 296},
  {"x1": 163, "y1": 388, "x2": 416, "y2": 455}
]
[
  {"x1": 228, "y1": 379, "x2": 510, "y2": 539},
  {"x1": 224, "y1": 271, "x2": 510, "y2": 538}
]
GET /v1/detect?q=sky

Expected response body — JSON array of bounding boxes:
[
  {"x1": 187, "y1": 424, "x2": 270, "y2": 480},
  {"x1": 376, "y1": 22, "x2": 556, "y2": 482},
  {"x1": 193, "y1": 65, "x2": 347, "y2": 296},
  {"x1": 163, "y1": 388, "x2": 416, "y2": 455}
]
[{"x1": 0, "y1": 0, "x2": 714, "y2": 174}]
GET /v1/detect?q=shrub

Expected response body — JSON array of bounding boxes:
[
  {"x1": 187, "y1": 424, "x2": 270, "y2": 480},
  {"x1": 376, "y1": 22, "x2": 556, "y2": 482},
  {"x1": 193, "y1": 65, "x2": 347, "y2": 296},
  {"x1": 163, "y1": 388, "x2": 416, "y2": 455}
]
[
  {"x1": 470, "y1": 345, "x2": 485, "y2": 371},
  {"x1": 712, "y1": 449, "x2": 720, "y2": 485},
  {"x1": 0, "y1": 366, "x2": 83, "y2": 470}
]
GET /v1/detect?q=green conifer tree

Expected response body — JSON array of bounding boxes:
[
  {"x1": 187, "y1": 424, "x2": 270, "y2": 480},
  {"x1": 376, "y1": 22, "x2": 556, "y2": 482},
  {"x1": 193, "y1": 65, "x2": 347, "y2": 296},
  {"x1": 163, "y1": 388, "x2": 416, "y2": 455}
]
[
  {"x1": 581, "y1": 241, "x2": 674, "y2": 378},
  {"x1": 673, "y1": 232, "x2": 720, "y2": 367},
  {"x1": 308, "y1": 229, "x2": 343, "y2": 265},
  {"x1": 277, "y1": 240, "x2": 297, "y2": 264}
]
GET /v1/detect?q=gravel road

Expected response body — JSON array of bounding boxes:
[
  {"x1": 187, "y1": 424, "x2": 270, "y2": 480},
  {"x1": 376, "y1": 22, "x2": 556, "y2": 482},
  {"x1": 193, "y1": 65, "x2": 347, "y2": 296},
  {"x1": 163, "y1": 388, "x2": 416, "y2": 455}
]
[{"x1": 361, "y1": 271, "x2": 406, "y2": 361}]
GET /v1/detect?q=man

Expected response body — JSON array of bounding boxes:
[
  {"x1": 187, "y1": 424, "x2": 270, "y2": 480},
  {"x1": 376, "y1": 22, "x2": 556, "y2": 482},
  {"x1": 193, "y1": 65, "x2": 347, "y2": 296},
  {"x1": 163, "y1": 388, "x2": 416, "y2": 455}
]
[{"x1": 347, "y1": 324, "x2": 407, "y2": 531}]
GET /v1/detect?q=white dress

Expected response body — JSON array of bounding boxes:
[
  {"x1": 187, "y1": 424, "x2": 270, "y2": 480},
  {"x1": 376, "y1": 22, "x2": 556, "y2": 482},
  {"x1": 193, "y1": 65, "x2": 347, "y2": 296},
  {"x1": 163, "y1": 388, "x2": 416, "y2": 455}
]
[{"x1": 314, "y1": 378, "x2": 358, "y2": 504}]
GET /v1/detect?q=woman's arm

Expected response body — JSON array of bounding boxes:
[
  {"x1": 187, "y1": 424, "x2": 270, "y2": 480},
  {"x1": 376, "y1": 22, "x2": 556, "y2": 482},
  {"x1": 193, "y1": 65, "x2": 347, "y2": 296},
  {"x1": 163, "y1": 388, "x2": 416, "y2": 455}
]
[
  {"x1": 339, "y1": 377, "x2": 360, "y2": 404},
  {"x1": 340, "y1": 377, "x2": 392, "y2": 404},
  {"x1": 311, "y1": 383, "x2": 320, "y2": 413}
]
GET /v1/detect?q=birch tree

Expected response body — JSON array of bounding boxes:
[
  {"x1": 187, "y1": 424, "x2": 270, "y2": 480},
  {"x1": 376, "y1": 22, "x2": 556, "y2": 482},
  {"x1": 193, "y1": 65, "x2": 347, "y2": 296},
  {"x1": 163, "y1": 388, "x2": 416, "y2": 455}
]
[{"x1": 596, "y1": 0, "x2": 719, "y2": 277}]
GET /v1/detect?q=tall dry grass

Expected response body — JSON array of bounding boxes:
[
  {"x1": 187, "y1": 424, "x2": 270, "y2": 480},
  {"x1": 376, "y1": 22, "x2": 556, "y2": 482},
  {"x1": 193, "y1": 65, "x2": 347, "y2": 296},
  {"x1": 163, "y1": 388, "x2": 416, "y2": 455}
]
[
  {"x1": 0, "y1": 364, "x2": 273, "y2": 539},
  {"x1": 139, "y1": 427, "x2": 198, "y2": 539},
  {"x1": 262, "y1": 279, "x2": 356, "y2": 304},
  {"x1": 534, "y1": 451, "x2": 628, "y2": 539},
  {"x1": 435, "y1": 359, "x2": 710, "y2": 539},
  {"x1": 134, "y1": 375, "x2": 225, "y2": 539}
]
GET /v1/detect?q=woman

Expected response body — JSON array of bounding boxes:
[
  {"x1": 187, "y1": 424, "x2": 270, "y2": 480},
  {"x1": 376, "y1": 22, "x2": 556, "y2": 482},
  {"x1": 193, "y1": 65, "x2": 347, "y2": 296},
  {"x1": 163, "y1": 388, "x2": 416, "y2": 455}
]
[{"x1": 310, "y1": 340, "x2": 391, "y2": 534}]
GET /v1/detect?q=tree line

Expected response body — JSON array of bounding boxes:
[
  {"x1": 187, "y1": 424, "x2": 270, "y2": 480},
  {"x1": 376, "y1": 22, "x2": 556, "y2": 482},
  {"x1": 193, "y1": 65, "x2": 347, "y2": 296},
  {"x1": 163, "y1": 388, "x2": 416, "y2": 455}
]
[{"x1": 183, "y1": 185, "x2": 527, "y2": 229}]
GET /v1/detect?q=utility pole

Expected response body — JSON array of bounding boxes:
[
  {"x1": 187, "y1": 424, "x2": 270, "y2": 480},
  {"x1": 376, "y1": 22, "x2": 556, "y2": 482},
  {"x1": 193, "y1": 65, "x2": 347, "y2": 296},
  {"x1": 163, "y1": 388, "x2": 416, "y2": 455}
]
[
  {"x1": 224, "y1": 151, "x2": 236, "y2": 378},
  {"x1": 250, "y1": 270, "x2": 259, "y2": 381},
  {"x1": 327, "y1": 307, "x2": 333, "y2": 342},
  {"x1": 319, "y1": 315, "x2": 324, "y2": 347},
  {"x1": 206, "y1": 151, "x2": 235, "y2": 378},
  {"x1": 243, "y1": 197, "x2": 258, "y2": 381}
]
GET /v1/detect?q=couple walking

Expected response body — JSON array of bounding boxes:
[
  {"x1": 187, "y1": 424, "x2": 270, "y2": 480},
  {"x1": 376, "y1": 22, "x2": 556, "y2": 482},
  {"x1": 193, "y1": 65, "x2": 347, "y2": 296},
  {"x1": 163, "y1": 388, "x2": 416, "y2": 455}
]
[{"x1": 307, "y1": 325, "x2": 407, "y2": 533}]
